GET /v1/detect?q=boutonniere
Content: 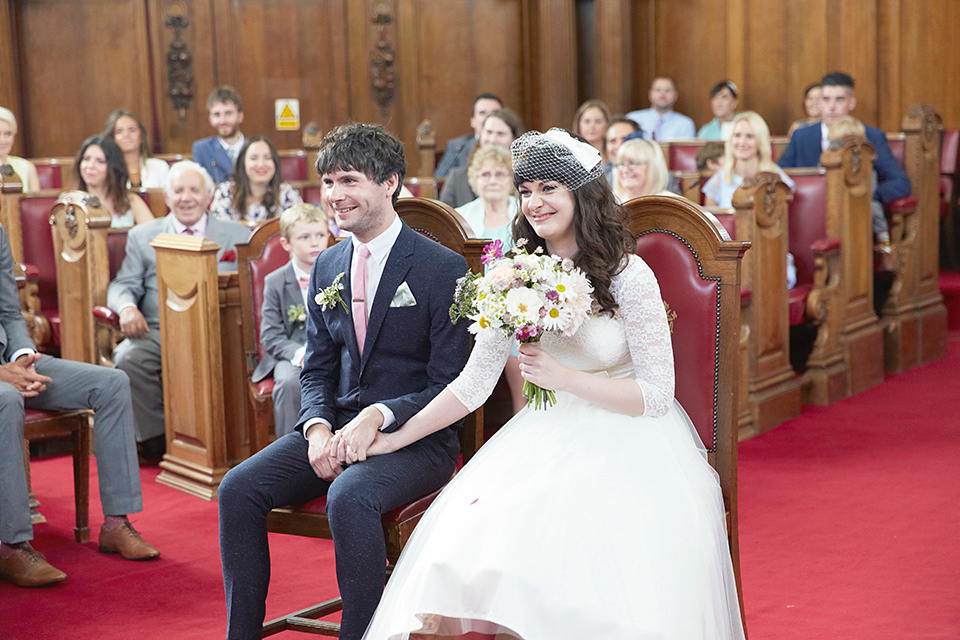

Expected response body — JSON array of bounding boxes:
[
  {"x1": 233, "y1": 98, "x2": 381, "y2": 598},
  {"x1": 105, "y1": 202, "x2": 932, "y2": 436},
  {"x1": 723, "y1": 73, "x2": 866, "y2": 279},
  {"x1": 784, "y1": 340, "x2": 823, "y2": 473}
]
[
  {"x1": 314, "y1": 272, "x2": 349, "y2": 313},
  {"x1": 287, "y1": 303, "x2": 306, "y2": 325}
]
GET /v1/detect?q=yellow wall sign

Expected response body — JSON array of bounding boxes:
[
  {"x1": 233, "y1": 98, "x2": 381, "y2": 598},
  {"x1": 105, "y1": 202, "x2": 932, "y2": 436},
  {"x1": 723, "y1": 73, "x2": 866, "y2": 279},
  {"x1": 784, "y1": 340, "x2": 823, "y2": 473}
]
[{"x1": 275, "y1": 99, "x2": 300, "y2": 131}]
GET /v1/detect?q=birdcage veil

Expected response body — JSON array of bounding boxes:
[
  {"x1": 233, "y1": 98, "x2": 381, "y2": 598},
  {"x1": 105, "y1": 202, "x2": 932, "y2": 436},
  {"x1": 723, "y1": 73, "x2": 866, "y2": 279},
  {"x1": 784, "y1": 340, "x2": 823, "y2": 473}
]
[{"x1": 511, "y1": 128, "x2": 604, "y2": 191}]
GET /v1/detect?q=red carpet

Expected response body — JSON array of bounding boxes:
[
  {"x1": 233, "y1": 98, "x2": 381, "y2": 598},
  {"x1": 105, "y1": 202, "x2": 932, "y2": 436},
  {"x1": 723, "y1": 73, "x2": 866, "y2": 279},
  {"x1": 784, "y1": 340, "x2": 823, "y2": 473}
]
[{"x1": 4, "y1": 339, "x2": 960, "y2": 639}]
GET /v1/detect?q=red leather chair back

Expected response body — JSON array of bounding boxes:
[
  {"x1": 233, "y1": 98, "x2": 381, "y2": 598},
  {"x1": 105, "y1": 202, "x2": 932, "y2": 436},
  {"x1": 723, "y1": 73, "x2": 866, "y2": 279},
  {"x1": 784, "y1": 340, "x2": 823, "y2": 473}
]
[
  {"x1": 668, "y1": 143, "x2": 702, "y2": 172},
  {"x1": 941, "y1": 130, "x2": 960, "y2": 174},
  {"x1": 301, "y1": 184, "x2": 323, "y2": 206},
  {"x1": 279, "y1": 153, "x2": 308, "y2": 182},
  {"x1": 634, "y1": 230, "x2": 720, "y2": 451},
  {"x1": 404, "y1": 181, "x2": 422, "y2": 197},
  {"x1": 34, "y1": 164, "x2": 62, "y2": 190},
  {"x1": 247, "y1": 233, "x2": 289, "y2": 360},
  {"x1": 787, "y1": 172, "x2": 827, "y2": 287},
  {"x1": 19, "y1": 196, "x2": 59, "y2": 312},
  {"x1": 107, "y1": 230, "x2": 128, "y2": 281}
]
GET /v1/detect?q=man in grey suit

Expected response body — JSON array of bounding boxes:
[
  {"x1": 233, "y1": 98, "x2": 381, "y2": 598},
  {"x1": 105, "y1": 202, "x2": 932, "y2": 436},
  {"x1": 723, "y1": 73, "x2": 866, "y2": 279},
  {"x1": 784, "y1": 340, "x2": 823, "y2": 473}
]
[
  {"x1": 107, "y1": 161, "x2": 250, "y2": 456},
  {"x1": 0, "y1": 226, "x2": 159, "y2": 588},
  {"x1": 433, "y1": 92, "x2": 502, "y2": 179}
]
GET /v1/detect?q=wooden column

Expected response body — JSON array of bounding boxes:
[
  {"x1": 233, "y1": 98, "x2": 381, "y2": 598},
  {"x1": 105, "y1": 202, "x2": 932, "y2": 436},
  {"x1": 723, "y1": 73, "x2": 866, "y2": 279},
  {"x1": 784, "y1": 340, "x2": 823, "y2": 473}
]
[
  {"x1": 50, "y1": 192, "x2": 111, "y2": 364},
  {"x1": 902, "y1": 105, "x2": 948, "y2": 366},
  {"x1": 732, "y1": 173, "x2": 801, "y2": 433},
  {"x1": 822, "y1": 138, "x2": 885, "y2": 397},
  {"x1": 153, "y1": 233, "x2": 243, "y2": 500}
]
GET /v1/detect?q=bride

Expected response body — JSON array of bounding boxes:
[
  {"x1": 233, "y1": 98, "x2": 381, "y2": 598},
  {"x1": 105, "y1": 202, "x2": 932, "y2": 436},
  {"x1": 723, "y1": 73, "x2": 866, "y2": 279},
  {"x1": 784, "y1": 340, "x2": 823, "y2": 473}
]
[{"x1": 338, "y1": 129, "x2": 745, "y2": 640}]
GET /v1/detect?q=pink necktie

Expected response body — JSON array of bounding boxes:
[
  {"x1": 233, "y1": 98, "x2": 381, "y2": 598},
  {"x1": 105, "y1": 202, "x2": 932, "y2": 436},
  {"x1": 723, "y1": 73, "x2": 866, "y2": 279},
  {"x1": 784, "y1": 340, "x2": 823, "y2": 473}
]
[
  {"x1": 653, "y1": 115, "x2": 664, "y2": 141},
  {"x1": 298, "y1": 276, "x2": 309, "y2": 290},
  {"x1": 352, "y1": 244, "x2": 371, "y2": 352}
]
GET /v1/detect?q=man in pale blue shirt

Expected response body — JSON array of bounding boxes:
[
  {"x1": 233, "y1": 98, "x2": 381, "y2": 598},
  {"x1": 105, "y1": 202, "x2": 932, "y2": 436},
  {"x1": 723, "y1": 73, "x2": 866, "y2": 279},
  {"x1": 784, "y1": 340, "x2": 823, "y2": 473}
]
[{"x1": 626, "y1": 77, "x2": 696, "y2": 142}]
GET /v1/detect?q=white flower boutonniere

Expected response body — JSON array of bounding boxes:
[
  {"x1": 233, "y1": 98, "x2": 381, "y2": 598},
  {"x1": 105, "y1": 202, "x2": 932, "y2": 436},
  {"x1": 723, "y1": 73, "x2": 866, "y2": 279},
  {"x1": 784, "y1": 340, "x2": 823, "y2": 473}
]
[
  {"x1": 315, "y1": 272, "x2": 349, "y2": 313},
  {"x1": 287, "y1": 303, "x2": 307, "y2": 325}
]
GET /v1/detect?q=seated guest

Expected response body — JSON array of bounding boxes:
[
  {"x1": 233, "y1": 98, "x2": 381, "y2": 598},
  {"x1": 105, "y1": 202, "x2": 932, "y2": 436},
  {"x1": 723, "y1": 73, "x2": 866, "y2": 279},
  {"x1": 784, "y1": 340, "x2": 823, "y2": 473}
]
[
  {"x1": 697, "y1": 80, "x2": 739, "y2": 140},
  {"x1": 210, "y1": 136, "x2": 303, "y2": 223},
  {"x1": 786, "y1": 82, "x2": 822, "y2": 137},
  {"x1": 440, "y1": 108, "x2": 523, "y2": 209},
  {"x1": 435, "y1": 92, "x2": 503, "y2": 179},
  {"x1": 613, "y1": 136, "x2": 673, "y2": 202},
  {"x1": 455, "y1": 145, "x2": 518, "y2": 247},
  {"x1": 103, "y1": 109, "x2": 169, "y2": 189},
  {"x1": 602, "y1": 117, "x2": 641, "y2": 185},
  {"x1": 107, "y1": 161, "x2": 250, "y2": 457},
  {"x1": 704, "y1": 111, "x2": 796, "y2": 288},
  {"x1": 696, "y1": 140, "x2": 726, "y2": 172},
  {"x1": 573, "y1": 99, "x2": 611, "y2": 160},
  {"x1": 626, "y1": 77, "x2": 696, "y2": 141},
  {"x1": 192, "y1": 86, "x2": 245, "y2": 184},
  {"x1": 0, "y1": 107, "x2": 40, "y2": 192},
  {"x1": 75, "y1": 135, "x2": 153, "y2": 227},
  {"x1": 253, "y1": 204, "x2": 331, "y2": 437},
  {"x1": 0, "y1": 225, "x2": 159, "y2": 588},
  {"x1": 778, "y1": 71, "x2": 910, "y2": 207}
]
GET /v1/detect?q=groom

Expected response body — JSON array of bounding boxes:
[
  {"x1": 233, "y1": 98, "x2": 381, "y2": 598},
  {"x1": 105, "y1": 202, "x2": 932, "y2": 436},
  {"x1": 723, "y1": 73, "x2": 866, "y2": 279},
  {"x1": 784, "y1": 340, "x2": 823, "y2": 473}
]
[{"x1": 219, "y1": 123, "x2": 471, "y2": 640}]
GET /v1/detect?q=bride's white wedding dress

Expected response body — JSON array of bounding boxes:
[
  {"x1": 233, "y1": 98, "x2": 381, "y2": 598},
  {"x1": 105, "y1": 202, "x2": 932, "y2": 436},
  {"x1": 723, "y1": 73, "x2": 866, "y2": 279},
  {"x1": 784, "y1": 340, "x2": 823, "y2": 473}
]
[{"x1": 362, "y1": 255, "x2": 745, "y2": 640}]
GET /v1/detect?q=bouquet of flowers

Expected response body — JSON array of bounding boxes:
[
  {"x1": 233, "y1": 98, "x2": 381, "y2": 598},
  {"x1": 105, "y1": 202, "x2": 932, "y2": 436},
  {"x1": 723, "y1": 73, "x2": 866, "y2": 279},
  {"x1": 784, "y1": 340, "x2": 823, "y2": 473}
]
[{"x1": 450, "y1": 239, "x2": 594, "y2": 409}]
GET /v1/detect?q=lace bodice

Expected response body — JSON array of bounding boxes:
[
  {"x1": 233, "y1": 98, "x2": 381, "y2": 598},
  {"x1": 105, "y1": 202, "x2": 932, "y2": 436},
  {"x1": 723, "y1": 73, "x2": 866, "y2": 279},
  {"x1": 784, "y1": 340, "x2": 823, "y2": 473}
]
[{"x1": 448, "y1": 254, "x2": 675, "y2": 416}]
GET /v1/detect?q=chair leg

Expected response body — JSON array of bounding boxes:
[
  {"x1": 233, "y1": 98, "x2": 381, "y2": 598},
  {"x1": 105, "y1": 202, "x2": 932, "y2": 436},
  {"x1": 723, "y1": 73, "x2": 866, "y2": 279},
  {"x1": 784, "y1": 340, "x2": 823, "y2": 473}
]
[
  {"x1": 24, "y1": 439, "x2": 48, "y2": 524},
  {"x1": 73, "y1": 418, "x2": 91, "y2": 544},
  {"x1": 262, "y1": 596, "x2": 343, "y2": 637}
]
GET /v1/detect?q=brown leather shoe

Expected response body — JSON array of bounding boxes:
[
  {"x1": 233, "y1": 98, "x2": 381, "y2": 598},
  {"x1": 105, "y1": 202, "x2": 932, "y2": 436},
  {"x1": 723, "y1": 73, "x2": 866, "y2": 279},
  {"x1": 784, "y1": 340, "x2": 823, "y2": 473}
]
[
  {"x1": 98, "y1": 520, "x2": 160, "y2": 561},
  {"x1": 0, "y1": 542, "x2": 67, "y2": 587}
]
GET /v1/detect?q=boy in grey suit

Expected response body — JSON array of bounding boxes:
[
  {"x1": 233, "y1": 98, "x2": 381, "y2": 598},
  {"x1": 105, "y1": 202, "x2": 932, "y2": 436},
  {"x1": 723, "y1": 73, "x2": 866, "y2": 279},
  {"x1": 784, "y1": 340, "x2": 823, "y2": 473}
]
[
  {"x1": 253, "y1": 203, "x2": 331, "y2": 435},
  {"x1": 0, "y1": 226, "x2": 159, "y2": 588},
  {"x1": 107, "y1": 161, "x2": 250, "y2": 454}
]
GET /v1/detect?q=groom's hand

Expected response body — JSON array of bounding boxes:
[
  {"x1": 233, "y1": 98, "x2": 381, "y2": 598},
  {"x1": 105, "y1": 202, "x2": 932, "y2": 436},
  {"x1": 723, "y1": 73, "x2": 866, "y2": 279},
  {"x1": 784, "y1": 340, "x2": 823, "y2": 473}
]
[
  {"x1": 306, "y1": 424, "x2": 343, "y2": 480},
  {"x1": 330, "y1": 406, "x2": 384, "y2": 464}
]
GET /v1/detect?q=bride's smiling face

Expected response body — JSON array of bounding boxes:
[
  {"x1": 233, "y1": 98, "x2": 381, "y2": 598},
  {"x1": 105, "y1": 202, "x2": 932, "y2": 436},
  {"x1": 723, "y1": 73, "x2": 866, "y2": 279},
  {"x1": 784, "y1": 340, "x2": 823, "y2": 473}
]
[{"x1": 519, "y1": 179, "x2": 576, "y2": 254}]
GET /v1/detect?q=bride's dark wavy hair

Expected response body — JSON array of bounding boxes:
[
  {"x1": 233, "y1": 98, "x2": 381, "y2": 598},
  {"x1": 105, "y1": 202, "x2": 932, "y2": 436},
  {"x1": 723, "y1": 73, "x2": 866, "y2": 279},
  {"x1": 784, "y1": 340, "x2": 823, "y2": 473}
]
[{"x1": 512, "y1": 136, "x2": 633, "y2": 316}]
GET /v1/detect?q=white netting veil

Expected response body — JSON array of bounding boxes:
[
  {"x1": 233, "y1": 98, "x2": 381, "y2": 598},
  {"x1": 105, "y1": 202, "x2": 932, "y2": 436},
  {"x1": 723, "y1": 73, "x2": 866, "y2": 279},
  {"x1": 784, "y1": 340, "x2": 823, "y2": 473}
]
[{"x1": 511, "y1": 128, "x2": 604, "y2": 191}]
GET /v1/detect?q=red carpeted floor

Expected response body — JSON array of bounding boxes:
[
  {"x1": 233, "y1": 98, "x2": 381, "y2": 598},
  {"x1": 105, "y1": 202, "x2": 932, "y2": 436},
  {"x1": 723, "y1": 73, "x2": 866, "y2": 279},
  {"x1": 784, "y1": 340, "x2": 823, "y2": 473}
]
[{"x1": 4, "y1": 338, "x2": 960, "y2": 639}]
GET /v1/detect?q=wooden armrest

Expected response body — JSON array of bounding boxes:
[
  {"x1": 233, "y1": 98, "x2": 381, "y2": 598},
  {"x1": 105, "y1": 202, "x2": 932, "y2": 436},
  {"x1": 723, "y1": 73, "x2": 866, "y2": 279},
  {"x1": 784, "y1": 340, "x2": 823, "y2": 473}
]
[
  {"x1": 93, "y1": 306, "x2": 120, "y2": 330},
  {"x1": 810, "y1": 237, "x2": 841, "y2": 255},
  {"x1": 740, "y1": 287, "x2": 752, "y2": 307},
  {"x1": 887, "y1": 196, "x2": 918, "y2": 216}
]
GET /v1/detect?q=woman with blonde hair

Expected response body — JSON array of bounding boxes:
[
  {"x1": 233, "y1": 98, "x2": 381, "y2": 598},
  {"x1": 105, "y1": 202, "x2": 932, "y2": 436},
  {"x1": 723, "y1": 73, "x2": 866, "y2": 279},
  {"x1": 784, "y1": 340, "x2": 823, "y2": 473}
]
[
  {"x1": 704, "y1": 111, "x2": 794, "y2": 208},
  {"x1": 0, "y1": 107, "x2": 40, "y2": 192},
  {"x1": 612, "y1": 136, "x2": 671, "y2": 202},
  {"x1": 455, "y1": 145, "x2": 518, "y2": 248}
]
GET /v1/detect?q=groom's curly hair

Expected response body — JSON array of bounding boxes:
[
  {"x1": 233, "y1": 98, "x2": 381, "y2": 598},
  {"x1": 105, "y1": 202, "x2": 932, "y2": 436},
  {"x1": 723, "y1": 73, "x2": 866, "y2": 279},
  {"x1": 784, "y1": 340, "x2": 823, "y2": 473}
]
[{"x1": 314, "y1": 123, "x2": 406, "y2": 205}]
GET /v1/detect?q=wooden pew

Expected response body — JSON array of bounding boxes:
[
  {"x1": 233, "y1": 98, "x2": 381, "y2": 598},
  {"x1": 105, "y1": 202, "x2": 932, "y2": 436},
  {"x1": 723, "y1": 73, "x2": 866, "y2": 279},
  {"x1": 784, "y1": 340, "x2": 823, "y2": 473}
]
[
  {"x1": 413, "y1": 119, "x2": 441, "y2": 199},
  {"x1": 900, "y1": 106, "x2": 948, "y2": 367},
  {"x1": 28, "y1": 156, "x2": 76, "y2": 190},
  {"x1": 151, "y1": 235, "x2": 250, "y2": 499}
]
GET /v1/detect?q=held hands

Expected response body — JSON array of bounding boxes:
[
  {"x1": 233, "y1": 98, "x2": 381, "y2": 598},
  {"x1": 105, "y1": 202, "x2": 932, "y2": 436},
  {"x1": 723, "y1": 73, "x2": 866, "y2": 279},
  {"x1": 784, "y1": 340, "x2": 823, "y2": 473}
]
[
  {"x1": 517, "y1": 343, "x2": 569, "y2": 393},
  {"x1": 329, "y1": 406, "x2": 384, "y2": 464},
  {"x1": 119, "y1": 307, "x2": 149, "y2": 339},
  {"x1": 0, "y1": 353, "x2": 52, "y2": 398},
  {"x1": 306, "y1": 424, "x2": 343, "y2": 481}
]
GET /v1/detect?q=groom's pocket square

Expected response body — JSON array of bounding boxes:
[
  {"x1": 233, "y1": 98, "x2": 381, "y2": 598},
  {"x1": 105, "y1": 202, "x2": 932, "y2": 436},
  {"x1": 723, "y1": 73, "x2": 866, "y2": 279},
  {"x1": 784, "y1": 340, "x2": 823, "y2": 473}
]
[{"x1": 390, "y1": 281, "x2": 417, "y2": 307}]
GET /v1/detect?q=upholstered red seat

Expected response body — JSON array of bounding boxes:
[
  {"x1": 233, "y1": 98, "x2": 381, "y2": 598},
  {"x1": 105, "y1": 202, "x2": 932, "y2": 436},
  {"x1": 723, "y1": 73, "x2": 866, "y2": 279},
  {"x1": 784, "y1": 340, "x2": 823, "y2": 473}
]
[
  {"x1": 667, "y1": 141, "x2": 702, "y2": 172},
  {"x1": 787, "y1": 172, "x2": 830, "y2": 326},
  {"x1": 279, "y1": 152, "x2": 308, "y2": 182},
  {"x1": 19, "y1": 195, "x2": 60, "y2": 346},
  {"x1": 282, "y1": 484, "x2": 445, "y2": 523},
  {"x1": 33, "y1": 164, "x2": 62, "y2": 190},
  {"x1": 300, "y1": 184, "x2": 323, "y2": 206},
  {"x1": 788, "y1": 285, "x2": 812, "y2": 325}
]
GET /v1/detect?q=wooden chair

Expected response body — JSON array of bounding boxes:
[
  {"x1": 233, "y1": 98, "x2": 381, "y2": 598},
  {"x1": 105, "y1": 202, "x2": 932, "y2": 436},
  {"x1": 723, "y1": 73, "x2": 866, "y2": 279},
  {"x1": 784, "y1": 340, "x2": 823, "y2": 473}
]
[
  {"x1": 279, "y1": 150, "x2": 309, "y2": 182},
  {"x1": 236, "y1": 218, "x2": 289, "y2": 454},
  {"x1": 28, "y1": 157, "x2": 75, "y2": 190},
  {"x1": 622, "y1": 195, "x2": 749, "y2": 630},
  {"x1": 14, "y1": 261, "x2": 91, "y2": 544},
  {"x1": 261, "y1": 198, "x2": 487, "y2": 637}
]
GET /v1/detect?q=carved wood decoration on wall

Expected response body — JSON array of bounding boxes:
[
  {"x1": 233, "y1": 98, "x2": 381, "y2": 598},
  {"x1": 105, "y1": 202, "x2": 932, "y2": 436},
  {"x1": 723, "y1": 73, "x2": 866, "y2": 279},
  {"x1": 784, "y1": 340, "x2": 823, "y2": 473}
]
[
  {"x1": 369, "y1": 1, "x2": 397, "y2": 119},
  {"x1": 165, "y1": 2, "x2": 194, "y2": 122}
]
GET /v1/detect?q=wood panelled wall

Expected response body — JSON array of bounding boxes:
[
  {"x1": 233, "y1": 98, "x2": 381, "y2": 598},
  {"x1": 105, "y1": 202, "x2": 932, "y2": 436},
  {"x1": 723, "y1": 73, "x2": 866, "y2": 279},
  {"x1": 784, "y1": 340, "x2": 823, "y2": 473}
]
[{"x1": 2, "y1": 0, "x2": 959, "y2": 165}]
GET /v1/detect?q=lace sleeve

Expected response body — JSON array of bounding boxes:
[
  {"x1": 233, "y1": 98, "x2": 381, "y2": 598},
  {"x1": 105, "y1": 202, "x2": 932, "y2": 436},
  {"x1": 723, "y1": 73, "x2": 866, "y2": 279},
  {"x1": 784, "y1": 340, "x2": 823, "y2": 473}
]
[
  {"x1": 447, "y1": 331, "x2": 512, "y2": 413},
  {"x1": 612, "y1": 255, "x2": 675, "y2": 417}
]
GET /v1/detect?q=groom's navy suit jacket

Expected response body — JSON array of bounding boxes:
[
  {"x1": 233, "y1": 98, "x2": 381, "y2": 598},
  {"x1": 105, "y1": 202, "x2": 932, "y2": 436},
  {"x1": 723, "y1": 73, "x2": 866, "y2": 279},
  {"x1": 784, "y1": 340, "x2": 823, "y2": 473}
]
[
  {"x1": 299, "y1": 221, "x2": 471, "y2": 452},
  {"x1": 778, "y1": 122, "x2": 911, "y2": 204}
]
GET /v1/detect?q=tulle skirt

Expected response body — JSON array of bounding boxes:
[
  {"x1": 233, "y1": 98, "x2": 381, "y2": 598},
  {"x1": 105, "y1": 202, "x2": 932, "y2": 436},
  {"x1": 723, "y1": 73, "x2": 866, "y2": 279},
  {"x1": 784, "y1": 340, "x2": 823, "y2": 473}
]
[{"x1": 362, "y1": 392, "x2": 745, "y2": 640}]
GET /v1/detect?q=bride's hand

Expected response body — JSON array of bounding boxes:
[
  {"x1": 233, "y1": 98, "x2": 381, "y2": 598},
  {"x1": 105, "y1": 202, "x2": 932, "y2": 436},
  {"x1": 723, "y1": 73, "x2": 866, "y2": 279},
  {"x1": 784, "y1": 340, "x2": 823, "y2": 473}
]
[
  {"x1": 365, "y1": 431, "x2": 398, "y2": 457},
  {"x1": 517, "y1": 343, "x2": 569, "y2": 391}
]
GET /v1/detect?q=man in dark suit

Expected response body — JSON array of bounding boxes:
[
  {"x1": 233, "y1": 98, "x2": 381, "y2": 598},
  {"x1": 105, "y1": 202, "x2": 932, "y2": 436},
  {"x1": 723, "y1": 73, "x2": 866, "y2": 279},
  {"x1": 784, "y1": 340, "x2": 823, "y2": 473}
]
[
  {"x1": 219, "y1": 123, "x2": 471, "y2": 640},
  {"x1": 107, "y1": 161, "x2": 250, "y2": 456},
  {"x1": 778, "y1": 71, "x2": 911, "y2": 205},
  {"x1": 191, "y1": 86, "x2": 245, "y2": 184},
  {"x1": 0, "y1": 227, "x2": 159, "y2": 588},
  {"x1": 434, "y1": 92, "x2": 503, "y2": 179}
]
